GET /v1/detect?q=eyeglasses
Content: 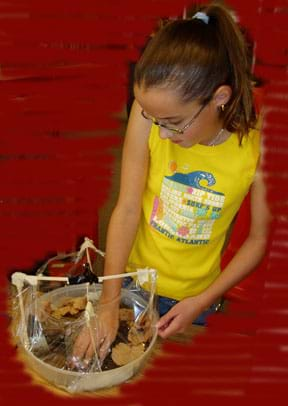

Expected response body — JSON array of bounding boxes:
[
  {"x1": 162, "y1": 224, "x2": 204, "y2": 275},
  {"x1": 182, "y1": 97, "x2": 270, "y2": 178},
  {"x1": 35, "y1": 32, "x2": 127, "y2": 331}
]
[{"x1": 141, "y1": 102, "x2": 208, "y2": 135}]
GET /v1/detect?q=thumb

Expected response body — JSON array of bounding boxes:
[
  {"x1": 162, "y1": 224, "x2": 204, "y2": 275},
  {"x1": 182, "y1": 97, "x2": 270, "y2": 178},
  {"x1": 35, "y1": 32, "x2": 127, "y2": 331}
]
[{"x1": 156, "y1": 311, "x2": 175, "y2": 329}]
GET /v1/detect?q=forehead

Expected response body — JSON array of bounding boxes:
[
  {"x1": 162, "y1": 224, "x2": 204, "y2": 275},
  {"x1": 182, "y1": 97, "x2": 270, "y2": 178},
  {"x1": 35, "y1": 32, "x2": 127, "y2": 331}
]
[{"x1": 134, "y1": 85, "x2": 196, "y2": 117}]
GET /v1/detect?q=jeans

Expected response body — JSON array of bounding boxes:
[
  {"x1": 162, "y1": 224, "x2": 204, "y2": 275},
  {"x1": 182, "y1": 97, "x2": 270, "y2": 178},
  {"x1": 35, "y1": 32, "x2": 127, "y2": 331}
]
[
  {"x1": 157, "y1": 294, "x2": 223, "y2": 326},
  {"x1": 122, "y1": 277, "x2": 223, "y2": 327}
]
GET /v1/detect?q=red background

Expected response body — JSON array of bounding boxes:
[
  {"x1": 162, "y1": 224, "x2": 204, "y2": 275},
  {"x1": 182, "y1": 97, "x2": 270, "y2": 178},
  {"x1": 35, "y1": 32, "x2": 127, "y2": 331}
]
[{"x1": 1, "y1": 0, "x2": 288, "y2": 404}]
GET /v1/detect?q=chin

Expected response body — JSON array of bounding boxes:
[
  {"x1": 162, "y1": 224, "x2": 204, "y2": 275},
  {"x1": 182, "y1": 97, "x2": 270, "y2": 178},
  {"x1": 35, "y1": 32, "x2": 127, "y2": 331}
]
[{"x1": 176, "y1": 141, "x2": 195, "y2": 148}]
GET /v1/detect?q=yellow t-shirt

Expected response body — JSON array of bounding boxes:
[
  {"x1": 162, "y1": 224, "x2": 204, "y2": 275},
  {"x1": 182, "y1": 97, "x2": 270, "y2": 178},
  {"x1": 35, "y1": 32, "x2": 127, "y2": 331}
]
[{"x1": 128, "y1": 124, "x2": 260, "y2": 300}]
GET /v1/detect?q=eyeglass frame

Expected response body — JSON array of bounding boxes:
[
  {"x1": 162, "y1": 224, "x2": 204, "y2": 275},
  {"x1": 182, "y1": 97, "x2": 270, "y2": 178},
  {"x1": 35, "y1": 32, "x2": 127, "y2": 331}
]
[{"x1": 141, "y1": 99, "x2": 210, "y2": 135}]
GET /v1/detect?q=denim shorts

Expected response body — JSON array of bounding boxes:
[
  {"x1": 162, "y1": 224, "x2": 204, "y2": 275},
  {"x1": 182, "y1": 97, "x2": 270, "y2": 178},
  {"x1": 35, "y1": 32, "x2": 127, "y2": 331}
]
[
  {"x1": 122, "y1": 277, "x2": 223, "y2": 327},
  {"x1": 157, "y1": 294, "x2": 223, "y2": 326}
]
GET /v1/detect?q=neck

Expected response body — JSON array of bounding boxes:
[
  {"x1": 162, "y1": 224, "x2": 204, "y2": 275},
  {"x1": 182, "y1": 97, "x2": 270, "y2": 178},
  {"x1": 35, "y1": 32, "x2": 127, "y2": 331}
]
[{"x1": 201, "y1": 128, "x2": 229, "y2": 146}]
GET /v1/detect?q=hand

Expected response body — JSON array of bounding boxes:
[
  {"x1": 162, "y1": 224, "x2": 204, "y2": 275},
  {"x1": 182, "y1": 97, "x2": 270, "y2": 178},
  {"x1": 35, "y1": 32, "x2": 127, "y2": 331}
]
[
  {"x1": 70, "y1": 300, "x2": 119, "y2": 369},
  {"x1": 156, "y1": 296, "x2": 206, "y2": 339}
]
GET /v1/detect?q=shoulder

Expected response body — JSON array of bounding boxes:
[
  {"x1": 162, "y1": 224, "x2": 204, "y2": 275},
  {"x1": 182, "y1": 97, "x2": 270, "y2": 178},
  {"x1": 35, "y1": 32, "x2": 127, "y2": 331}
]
[{"x1": 243, "y1": 124, "x2": 261, "y2": 159}]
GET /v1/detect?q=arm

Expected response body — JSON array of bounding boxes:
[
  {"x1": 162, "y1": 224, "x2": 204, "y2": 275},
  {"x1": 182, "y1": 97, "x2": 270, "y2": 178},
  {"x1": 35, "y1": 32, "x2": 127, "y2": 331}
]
[
  {"x1": 72, "y1": 100, "x2": 151, "y2": 363},
  {"x1": 101, "y1": 99, "x2": 151, "y2": 301},
  {"x1": 157, "y1": 167, "x2": 272, "y2": 338}
]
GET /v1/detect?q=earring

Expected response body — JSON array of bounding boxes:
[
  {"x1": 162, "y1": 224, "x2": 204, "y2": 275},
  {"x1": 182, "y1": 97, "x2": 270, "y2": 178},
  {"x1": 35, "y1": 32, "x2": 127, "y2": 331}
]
[{"x1": 220, "y1": 104, "x2": 225, "y2": 112}]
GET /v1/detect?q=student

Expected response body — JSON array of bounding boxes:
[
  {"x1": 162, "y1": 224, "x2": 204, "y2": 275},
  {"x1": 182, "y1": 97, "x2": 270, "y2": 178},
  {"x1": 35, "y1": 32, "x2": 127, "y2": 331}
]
[{"x1": 73, "y1": 1, "x2": 270, "y2": 365}]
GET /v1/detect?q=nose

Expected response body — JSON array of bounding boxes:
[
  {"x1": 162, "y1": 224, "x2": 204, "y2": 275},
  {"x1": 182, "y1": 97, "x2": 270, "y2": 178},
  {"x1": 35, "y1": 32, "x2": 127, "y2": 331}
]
[{"x1": 159, "y1": 127, "x2": 174, "y2": 139}]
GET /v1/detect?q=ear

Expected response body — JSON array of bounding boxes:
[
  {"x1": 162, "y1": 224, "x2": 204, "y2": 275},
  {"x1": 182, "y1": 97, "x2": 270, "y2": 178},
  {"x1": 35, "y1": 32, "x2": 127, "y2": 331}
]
[{"x1": 212, "y1": 85, "x2": 232, "y2": 108}]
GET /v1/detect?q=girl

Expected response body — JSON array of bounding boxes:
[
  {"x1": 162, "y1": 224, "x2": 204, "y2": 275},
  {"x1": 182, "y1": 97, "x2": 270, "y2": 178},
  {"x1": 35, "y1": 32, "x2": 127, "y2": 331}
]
[{"x1": 73, "y1": 1, "x2": 270, "y2": 365}]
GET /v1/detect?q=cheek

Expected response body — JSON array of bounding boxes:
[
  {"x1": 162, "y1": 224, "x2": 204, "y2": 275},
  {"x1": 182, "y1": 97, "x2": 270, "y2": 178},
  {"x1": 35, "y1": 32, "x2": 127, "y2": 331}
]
[
  {"x1": 180, "y1": 123, "x2": 208, "y2": 147},
  {"x1": 184, "y1": 110, "x2": 216, "y2": 139},
  {"x1": 182, "y1": 126, "x2": 202, "y2": 142}
]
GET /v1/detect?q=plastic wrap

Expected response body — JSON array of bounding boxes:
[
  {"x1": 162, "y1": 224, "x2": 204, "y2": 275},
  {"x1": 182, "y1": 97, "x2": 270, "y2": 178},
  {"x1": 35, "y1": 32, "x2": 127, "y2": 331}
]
[{"x1": 11, "y1": 238, "x2": 158, "y2": 393}]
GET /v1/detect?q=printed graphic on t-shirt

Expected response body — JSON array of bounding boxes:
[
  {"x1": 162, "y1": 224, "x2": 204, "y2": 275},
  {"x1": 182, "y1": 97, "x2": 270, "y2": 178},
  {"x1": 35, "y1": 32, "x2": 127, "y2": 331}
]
[{"x1": 150, "y1": 170, "x2": 225, "y2": 244}]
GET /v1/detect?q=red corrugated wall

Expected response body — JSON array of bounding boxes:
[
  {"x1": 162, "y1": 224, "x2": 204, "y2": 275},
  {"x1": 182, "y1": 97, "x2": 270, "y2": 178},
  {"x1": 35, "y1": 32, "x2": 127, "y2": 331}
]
[{"x1": 1, "y1": 0, "x2": 287, "y2": 404}]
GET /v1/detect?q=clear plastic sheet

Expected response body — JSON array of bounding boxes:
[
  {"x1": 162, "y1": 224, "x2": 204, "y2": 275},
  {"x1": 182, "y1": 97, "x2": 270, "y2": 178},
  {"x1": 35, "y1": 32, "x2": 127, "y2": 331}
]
[{"x1": 10, "y1": 239, "x2": 158, "y2": 393}]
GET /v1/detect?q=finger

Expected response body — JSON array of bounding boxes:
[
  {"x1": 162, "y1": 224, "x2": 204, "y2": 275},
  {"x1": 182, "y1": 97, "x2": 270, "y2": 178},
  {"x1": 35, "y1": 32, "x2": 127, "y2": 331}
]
[
  {"x1": 99, "y1": 337, "x2": 111, "y2": 362},
  {"x1": 72, "y1": 327, "x2": 90, "y2": 359},
  {"x1": 156, "y1": 312, "x2": 175, "y2": 329},
  {"x1": 157, "y1": 319, "x2": 178, "y2": 339},
  {"x1": 157, "y1": 321, "x2": 170, "y2": 331},
  {"x1": 83, "y1": 325, "x2": 105, "y2": 362},
  {"x1": 71, "y1": 339, "x2": 99, "y2": 371},
  {"x1": 85, "y1": 340, "x2": 97, "y2": 362}
]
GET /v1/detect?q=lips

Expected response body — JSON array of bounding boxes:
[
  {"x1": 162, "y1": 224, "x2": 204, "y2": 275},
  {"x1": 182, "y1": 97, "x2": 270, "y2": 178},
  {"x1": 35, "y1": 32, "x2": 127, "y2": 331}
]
[{"x1": 171, "y1": 139, "x2": 182, "y2": 144}]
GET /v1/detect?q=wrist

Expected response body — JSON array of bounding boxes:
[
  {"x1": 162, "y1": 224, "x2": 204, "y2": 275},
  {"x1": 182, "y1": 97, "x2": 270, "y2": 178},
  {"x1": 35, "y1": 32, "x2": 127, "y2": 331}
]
[
  {"x1": 197, "y1": 290, "x2": 222, "y2": 310},
  {"x1": 99, "y1": 292, "x2": 120, "y2": 306},
  {"x1": 100, "y1": 278, "x2": 122, "y2": 303}
]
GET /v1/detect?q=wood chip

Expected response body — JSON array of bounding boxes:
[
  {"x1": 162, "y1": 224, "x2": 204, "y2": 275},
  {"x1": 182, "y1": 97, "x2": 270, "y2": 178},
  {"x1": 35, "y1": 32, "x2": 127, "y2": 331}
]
[
  {"x1": 49, "y1": 296, "x2": 87, "y2": 319},
  {"x1": 111, "y1": 342, "x2": 145, "y2": 366},
  {"x1": 119, "y1": 308, "x2": 134, "y2": 322},
  {"x1": 128, "y1": 324, "x2": 152, "y2": 345}
]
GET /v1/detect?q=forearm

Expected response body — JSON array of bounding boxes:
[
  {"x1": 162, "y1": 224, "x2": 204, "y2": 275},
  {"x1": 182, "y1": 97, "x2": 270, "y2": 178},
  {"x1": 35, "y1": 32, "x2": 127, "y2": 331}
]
[
  {"x1": 101, "y1": 204, "x2": 141, "y2": 302},
  {"x1": 198, "y1": 234, "x2": 268, "y2": 308}
]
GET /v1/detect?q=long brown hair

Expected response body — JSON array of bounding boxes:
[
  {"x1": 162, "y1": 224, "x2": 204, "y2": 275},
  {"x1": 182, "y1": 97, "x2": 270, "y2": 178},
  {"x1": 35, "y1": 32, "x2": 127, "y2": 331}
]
[{"x1": 134, "y1": 2, "x2": 257, "y2": 143}]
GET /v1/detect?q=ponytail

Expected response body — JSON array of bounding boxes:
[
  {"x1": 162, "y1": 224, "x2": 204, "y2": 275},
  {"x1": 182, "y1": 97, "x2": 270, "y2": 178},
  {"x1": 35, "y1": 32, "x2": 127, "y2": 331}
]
[{"x1": 198, "y1": 2, "x2": 256, "y2": 141}]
